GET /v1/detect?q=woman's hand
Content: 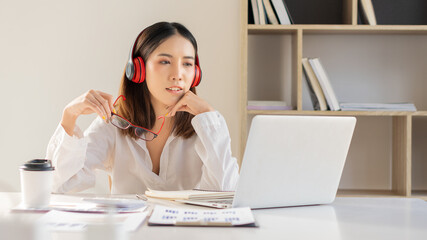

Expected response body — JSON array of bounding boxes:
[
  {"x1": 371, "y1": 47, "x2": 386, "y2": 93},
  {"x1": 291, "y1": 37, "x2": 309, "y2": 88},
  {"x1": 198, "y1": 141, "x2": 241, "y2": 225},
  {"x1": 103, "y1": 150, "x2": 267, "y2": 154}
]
[
  {"x1": 168, "y1": 91, "x2": 215, "y2": 117},
  {"x1": 61, "y1": 90, "x2": 114, "y2": 136}
]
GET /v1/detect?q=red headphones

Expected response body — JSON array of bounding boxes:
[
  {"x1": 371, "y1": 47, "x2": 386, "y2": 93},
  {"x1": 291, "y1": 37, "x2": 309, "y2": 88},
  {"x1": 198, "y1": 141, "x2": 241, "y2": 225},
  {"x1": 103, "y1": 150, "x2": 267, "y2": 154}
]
[{"x1": 125, "y1": 30, "x2": 202, "y2": 88}]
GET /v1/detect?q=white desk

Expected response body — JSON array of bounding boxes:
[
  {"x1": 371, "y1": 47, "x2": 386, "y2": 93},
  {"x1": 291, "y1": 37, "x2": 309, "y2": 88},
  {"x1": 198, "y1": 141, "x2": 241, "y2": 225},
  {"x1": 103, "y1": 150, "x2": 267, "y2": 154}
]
[{"x1": 1, "y1": 192, "x2": 427, "y2": 240}]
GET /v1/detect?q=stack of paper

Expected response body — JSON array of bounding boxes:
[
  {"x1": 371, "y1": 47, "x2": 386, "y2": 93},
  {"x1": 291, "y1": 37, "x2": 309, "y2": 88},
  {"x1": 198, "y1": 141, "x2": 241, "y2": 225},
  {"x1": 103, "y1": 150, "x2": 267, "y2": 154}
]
[
  {"x1": 340, "y1": 102, "x2": 417, "y2": 111},
  {"x1": 143, "y1": 189, "x2": 234, "y2": 200},
  {"x1": 148, "y1": 205, "x2": 256, "y2": 227},
  {"x1": 40, "y1": 210, "x2": 148, "y2": 232},
  {"x1": 13, "y1": 197, "x2": 146, "y2": 213}
]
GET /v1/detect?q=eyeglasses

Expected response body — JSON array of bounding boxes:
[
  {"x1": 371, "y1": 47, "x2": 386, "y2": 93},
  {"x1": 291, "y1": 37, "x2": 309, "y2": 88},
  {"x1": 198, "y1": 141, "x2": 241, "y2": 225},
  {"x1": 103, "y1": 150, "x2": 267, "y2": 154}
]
[{"x1": 110, "y1": 95, "x2": 165, "y2": 141}]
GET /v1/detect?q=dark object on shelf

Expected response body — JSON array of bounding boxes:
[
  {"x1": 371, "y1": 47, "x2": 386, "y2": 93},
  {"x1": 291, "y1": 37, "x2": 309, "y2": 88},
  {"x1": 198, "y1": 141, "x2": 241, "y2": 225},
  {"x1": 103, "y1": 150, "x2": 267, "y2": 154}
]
[
  {"x1": 372, "y1": 0, "x2": 427, "y2": 25},
  {"x1": 285, "y1": 0, "x2": 343, "y2": 24},
  {"x1": 248, "y1": 0, "x2": 255, "y2": 24}
]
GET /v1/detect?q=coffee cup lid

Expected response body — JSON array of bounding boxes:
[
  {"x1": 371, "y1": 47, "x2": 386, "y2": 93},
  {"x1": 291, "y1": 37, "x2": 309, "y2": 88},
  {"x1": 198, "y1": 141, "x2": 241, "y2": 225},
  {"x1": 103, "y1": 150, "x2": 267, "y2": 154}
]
[{"x1": 20, "y1": 159, "x2": 55, "y2": 171}]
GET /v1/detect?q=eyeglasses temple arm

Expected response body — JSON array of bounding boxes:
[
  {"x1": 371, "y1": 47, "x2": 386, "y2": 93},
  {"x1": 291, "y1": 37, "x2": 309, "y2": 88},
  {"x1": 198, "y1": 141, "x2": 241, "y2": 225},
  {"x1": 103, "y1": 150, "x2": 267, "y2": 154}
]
[
  {"x1": 154, "y1": 116, "x2": 166, "y2": 135},
  {"x1": 113, "y1": 95, "x2": 126, "y2": 106}
]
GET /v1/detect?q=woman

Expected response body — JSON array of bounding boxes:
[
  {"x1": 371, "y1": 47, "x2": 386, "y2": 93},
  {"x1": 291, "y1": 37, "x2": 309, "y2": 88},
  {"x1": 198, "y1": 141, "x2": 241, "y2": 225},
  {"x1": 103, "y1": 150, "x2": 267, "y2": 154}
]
[{"x1": 46, "y1": 22, "x2": 239, "y2": 194}]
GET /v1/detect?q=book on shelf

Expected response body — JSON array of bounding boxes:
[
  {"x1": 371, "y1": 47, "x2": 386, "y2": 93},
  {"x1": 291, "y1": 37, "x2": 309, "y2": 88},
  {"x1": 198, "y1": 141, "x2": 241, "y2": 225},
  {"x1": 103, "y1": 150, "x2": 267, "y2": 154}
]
[
  {"x1": 143, "y1": 189, "x2": 234, "y2": 200},
  {"x1": 270, "y1": 0, "x2": 292, "y2": 25},
  {"x1": 302, "y1": 58, "x2": 327, "y2": 111},
  {"x1": 257, "y1": 0, "x2": 267, "y2": 25},
  {"x1": 247, "y1": 100, "x2": 292, "y2": 110},
  {"x1": 359, "y1": 0, "x2": 377, "y2": 25},
  {"x1": 308, "y1": 58, "x2": 341, "y2": 111},
  {"x1": 340, "y1": 102, "x2": 417, "y2": 112},
  {"x1": 262, "y1": 0, "x2": 279, "y2": 24},
  {"x1": 250, "y1": 0, "x2": 260, "y2": 24}
]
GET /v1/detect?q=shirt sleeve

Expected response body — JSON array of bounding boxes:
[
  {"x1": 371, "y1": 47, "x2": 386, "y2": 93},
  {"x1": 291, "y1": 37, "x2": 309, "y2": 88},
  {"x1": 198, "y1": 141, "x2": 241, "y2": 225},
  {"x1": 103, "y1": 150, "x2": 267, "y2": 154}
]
[
  {"x1": 45, "y1": 117, "x2": 115, "y2": 193},
  {"x1": 191, "y1": 111, "x2": 240, "y2": 191}
]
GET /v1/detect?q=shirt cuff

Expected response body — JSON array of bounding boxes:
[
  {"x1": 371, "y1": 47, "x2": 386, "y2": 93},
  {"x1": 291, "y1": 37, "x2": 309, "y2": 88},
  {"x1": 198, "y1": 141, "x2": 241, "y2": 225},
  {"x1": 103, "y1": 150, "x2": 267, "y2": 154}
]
[
  {"x1": 191, "y1": 111, "x2": 223, "y2": 130},
  {"x1": 49, "y1": 123, "x2": 87, "y2": 154}
]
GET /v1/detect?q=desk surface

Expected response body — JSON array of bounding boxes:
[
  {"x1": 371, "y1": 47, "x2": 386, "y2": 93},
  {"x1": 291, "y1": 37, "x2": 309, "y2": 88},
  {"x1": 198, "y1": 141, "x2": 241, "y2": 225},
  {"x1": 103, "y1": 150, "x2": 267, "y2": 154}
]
[{"x1": 1, "y1": 192, "x2": 427, "y2": 240}]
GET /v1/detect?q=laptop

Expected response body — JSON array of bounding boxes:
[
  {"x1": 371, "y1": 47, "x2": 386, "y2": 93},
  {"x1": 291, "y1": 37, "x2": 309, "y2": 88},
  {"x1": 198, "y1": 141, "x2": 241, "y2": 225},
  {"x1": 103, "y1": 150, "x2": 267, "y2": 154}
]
[{"x1": 178, "y1": 115, "x2": 356, "y2": 209}]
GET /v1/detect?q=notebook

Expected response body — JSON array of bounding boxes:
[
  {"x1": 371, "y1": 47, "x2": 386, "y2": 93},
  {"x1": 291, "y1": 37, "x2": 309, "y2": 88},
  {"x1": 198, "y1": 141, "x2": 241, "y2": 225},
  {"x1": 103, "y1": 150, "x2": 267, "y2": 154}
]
[{"x1": 178, "y1": 115, "x2": 356, "y2": 209}]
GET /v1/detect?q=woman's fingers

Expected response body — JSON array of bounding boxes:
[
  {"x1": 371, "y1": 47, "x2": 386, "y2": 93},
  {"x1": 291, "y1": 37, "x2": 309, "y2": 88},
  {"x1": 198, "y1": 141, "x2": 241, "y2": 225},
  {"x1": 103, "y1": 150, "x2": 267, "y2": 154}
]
[
  {"x1": 92, "y1": 91, "x2": 113, "y2": 122},
  {"x1": 168, "y1": 91, "x2": 214, "y2": 117},
  {"x1": 168, "y1": 92, "x2": 191, "y2": 116},
  {"x1": 84, "y1": 90, "x2": 113, "y2": 122},
  {"x1": 85, "y1": 94, "x2": 107, "y2": 121},
  {"x1": 62, "y1": 90, "x2": 114, "y2": 135},
  {"x1": 98, "y1": 91, "x2": 115, "y2": 114}
]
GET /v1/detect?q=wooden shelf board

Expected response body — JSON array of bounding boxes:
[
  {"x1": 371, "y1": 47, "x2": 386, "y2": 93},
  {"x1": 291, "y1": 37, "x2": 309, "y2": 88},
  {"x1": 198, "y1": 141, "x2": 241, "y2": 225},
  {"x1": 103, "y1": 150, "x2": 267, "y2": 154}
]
[
  {"x1": 411, "y1": 111, "x2": 427, "y2": 116},
  {"x1": 248, "y1": 24, "x2": 427, "y2": 34},
  {"x1": 411, "y1": 190, "x2": 427, "y2": 201},
  {"x1": 337, "y1": 189, "x2": 402, "y2": 198},
  {"x1": 247, "y1": 110, "x2": 427, "y2": 116}
]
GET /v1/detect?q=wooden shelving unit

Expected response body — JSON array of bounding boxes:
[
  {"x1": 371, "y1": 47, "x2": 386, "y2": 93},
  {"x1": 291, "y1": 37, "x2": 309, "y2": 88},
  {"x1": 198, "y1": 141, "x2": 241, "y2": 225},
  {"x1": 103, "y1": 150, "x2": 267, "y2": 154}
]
[{"x1": 240, "y1": 0, "x2": 427, "y2": 199}]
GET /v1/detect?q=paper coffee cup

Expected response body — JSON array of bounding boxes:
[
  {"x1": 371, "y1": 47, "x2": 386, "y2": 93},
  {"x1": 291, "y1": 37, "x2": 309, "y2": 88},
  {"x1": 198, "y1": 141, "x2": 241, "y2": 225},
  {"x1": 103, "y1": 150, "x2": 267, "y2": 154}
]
[{"x1": 19, "y1": 159, "x2": 55, "y2": 208}]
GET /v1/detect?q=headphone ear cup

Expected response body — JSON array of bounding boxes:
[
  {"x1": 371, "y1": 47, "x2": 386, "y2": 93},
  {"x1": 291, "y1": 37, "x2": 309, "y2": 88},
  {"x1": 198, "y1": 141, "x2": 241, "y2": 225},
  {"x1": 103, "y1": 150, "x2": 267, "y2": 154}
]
[
  {"x1": 132, "y1": 57, "x2": 145, "y2": 83},
  {"x1": 191, "y1": 64, "x2": 202, "y2": 88}
]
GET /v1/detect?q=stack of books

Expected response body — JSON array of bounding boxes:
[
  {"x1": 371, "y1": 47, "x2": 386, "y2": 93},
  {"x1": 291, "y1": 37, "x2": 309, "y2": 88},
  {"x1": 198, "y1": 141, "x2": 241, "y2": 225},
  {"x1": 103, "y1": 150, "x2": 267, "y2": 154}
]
[
  {"x1": 302, "y1": 57, "x2": 340, "y2": 111},
  {"x1": 247, "y1": 100, "x2": 292, "y2": 111},
  {"x1": 302, "y1": 57, "x2": 417, "y2": 112}
]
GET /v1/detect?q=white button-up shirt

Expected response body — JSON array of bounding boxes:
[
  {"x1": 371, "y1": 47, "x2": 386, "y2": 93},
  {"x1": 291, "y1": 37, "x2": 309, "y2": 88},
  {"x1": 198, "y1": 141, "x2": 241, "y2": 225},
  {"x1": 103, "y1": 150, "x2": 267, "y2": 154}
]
[{"x1": 46, "y1": 111, "x2": 239, "y2": 194}]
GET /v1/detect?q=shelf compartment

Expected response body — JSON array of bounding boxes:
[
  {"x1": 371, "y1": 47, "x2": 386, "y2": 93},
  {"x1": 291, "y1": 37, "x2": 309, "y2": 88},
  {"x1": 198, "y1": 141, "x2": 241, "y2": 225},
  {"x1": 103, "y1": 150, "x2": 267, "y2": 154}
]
[{"x1": 246, "y1": 32, "x2": 302, "y2": 112}]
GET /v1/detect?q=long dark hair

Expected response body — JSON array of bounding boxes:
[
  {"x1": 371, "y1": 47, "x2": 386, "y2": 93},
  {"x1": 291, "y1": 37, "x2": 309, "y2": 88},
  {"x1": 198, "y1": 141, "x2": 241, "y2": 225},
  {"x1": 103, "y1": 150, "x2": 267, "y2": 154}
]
[{"x1": 116, "y1": 22, "x2": 198, "y2": 139}]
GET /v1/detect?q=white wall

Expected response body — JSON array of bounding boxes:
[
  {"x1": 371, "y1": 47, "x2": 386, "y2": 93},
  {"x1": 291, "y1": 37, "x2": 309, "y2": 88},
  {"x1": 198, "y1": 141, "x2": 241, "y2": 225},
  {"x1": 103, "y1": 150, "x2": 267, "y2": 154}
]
[{"x1": 0, "y1": 0, "x2": 241, "y2": 192}]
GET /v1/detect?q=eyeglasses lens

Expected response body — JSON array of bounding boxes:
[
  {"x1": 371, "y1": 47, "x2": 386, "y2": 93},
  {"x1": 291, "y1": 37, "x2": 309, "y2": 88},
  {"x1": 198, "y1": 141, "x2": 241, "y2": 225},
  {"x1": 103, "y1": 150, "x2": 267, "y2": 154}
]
[
  {"x1": 111, "y1": 115, "x2": 130, "y2": 129},
  {"x1": 135, "y1": 127, "x2": 156, "y2": 141}
]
